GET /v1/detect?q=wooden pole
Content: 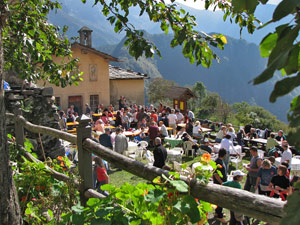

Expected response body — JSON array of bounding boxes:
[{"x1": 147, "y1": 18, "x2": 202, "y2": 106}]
[
  {"x1": 76, "y1": 115, "x2": 93, "y2": 206},
  {"x1": 13, "y1": 103, "x2": 24, "y2": 147}
]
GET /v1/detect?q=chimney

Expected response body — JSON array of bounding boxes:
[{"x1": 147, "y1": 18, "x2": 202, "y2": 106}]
[{"x1": 78, "y1": 26, "x2": 93, "y2": 48}]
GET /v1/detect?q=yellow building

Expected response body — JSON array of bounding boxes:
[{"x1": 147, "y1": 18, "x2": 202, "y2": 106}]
[{"x1": 39, "y1": 26, "x2": 147, "y2": 114}]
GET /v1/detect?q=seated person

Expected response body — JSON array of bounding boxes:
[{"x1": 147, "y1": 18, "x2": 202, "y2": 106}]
[
  {"x1": 176, "y1": 127, "x2": 186, "y2": 139},
  {"x1": 200, "y1": 138, "x2": 213, "y2": 154},
  {"x1": 94, "y1": 119, "x2": 105, "y2": 133},
  {"x1": 159, "y1": 121, "x2": 168, "y2": 138},
  {"x1": 216, "y1": 126, "x2": 226, "y2": 143},
  {"x1": 192, "y1": 121, "x2": 203, "y2": 138},
  {"x1": 247, "y1": 128, "x2": 258, "y2": 139},
  {"x1": 227, "y1": 127, "x2": 236, "y2": 142},
  {"x1": 266, "y1": 132, "x2": 279, "y2": 152},
  {"x1": 182, "y1": 133, "x2": 199, "y2": 153},
  {"x1": 275, "y1": 130, "x2": 287, "y2": 142}
]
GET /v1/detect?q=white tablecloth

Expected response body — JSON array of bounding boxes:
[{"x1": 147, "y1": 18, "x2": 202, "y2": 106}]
[
  {"x1": 213, "y1": 144, "x2": 242, "y2": 155},
  {"x1": 275, "y1": 157, "x2": 300, "y2": 172}
]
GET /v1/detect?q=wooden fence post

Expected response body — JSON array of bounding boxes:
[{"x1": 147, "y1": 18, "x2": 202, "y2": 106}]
[
  {"x1": 76, "y1": 115, "x2": 93, "y2": 206},
  {"x1": 13, "y1": 103, "x2": 24, "y2": 147}
]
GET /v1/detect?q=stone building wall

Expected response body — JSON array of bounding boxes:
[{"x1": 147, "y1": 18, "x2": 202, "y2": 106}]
[{"x1": 5, "y1": 86, "x2": 65, "y2": 159}]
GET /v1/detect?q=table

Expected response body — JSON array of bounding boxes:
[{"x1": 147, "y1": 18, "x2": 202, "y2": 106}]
[
  {"x1": 213, "y1": 144, "x2": 242, "y2": 155},
  {"x1": 275, "y1": 157, "x2": 300, "y2": 175},
  {"x1": 67, "y1": 121, "x2": 79, "y2": 126},
  {"x1": 92, "y1": 113, "x2": 102, "y2": 117},
  {"x1": 164, "y1": 137, "x2": 183, "y2": 148},
  {"x1": 124, "y1": 129, "x2": 149, "y2": 137}
]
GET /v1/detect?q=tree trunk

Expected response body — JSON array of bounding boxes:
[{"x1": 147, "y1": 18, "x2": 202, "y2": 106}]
[{"x1": 0, "y1": 3, "x2": 22, "y2": 224}]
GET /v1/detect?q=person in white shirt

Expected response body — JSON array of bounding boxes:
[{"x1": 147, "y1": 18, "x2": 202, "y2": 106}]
[
  {"x1": 220, "y1": 134, "x2": 235, "y2": 171},
  {"x1": 168, "y1": 109, "x2": 177, "y2": 134},
  {"x1": 280, "y1": 141, "x2": 292, "y2": 169},
  {"x1": 175, "y1": 109, "x2": 184, "y2": 123},
  {"x1": 192, "y1": 121, "x2": 203, "y2": 138}
]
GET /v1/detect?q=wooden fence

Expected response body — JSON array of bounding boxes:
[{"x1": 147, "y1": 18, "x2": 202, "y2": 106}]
[{"x1": 6, "y1": 112, "x2": 287, "y2": 225}]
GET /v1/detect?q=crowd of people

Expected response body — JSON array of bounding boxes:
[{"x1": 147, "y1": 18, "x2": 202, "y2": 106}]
[{"x1": 58, "y1": 98, "x2": 300, "y2": 224}]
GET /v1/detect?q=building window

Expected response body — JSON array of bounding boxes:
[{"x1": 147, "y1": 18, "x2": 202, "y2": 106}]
[
  {"x1": 90, "y1": 95, "x2": 99, "y2": 112},
  {"x1": 89, "y1": 64, "x2": 98, "y2": 81}
]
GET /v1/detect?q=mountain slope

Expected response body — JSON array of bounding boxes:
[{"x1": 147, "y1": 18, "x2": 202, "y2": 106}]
[{"x1": 109, "y1": 33, "x2": 292, "y2": 122}]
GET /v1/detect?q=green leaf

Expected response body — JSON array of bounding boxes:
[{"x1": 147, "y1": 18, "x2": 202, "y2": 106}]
[
  {"x1": 173, "y1": 195, "x2": 201, "y2": 223},
  {"x1": 86, "y1": 198, "x2": 100, "y2": 207},
  {"x1": 145, "y1": 189, "x2": 166, "y2": 203},
  {"x1": 273, "y1": 0, "x2": 300, "y2": 22},
  {"x1": 72, "y1": 214, "x2": 85, "y2": 225},
  {"x1": 283, "y1": 45, "x2": 300, "y2": 75},
  {"x1": 260, "y1": 33, "x2": 278, "y2": 58},
  {"x1": 129, "y1": 219, "x2": 141, "y2": 225},
  {"x1": 270, "y1": 73, "x2": 300, "y2": 102},
  {"x1": 169, "y1": 180, "x2": 189, "y2": 192}
]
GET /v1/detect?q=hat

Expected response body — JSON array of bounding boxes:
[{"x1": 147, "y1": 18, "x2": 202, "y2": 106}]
[
  {"x1": 204, "y1": 138, "x2": 209, "y2": 143},
  {"x1": 282, "y1": 141, "x2": 288, "y2": 146},
  {"x1": 232, "y1": 170, "x2": 245, "y2": 177}
]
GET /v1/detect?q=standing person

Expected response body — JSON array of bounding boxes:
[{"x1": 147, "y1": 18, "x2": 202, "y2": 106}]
[
  {"x1": 280, "y1": 141, "x2": 292, "y2": 169},
  {"x1": 153, "y1": 137, "x2": 168, "y2": 169},
  {"x1": 187, "y1": 109, "x2": 195, "y2": 122},
  {"x1": 149, "y1": 121, "x2": 160, "y2": 146},
  {"x1": 168, "y1": 109, "x2": 177, "y2": 134},
  {"x1": 114, "y1": 127, "x2": 128, "y2": 155},
  {"x1": 213, "y1": 148, "x2": 227, "y2": 223},
  {"x1": 255, "y1": 159, "x2": 277, "y2": 196},
  {"x1": 150, "y1": 110, "x2": 158, "y2": 123},
  {"x1": 220, "y1": 134, "x2": 235, "y2": 171},
  {"x1": 244, "y1": 147, "x2": 262, "y2": 192},
  {"x1": 94, "y1": 157, "x2": 109, "y2": 196},
  {"x1": 99, "y1": 128, "x2": 113, "y2": 149},
  {"x1": 222, "y1": 170, "x2": 246, "y2": 225}
]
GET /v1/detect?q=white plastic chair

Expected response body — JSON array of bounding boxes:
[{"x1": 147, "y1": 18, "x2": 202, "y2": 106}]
[
  {"x1": 145, "y1": 150, "x2": 154, "y2": 165},
  {"x1": 183, "y1": 141, "x2": 195, "y2": 158},
  {"x1": 230, "y1": 153, "x2": 246, "y2": 169}
]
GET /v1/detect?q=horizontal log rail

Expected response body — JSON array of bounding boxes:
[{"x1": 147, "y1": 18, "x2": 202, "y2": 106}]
[{"x1": 6, "y1": 113, "x2": 286, "y2": 224}]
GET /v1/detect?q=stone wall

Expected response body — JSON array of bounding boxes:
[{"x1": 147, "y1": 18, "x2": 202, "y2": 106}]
[{"x1": 5, "y1": 86, "x2": 65, "y2": 159}]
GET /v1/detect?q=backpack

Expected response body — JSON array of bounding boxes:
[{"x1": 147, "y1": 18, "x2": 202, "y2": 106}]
[{"x1": 268, "y1": 147, "x2": 281, "y2": 157}]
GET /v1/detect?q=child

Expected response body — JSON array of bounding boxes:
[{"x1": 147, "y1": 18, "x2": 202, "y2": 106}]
[
  {"x1": 94, "y1": 157, "x2": 109, "y2": 196},
  {"x1": 222, "y1": 170, "x2": 246, "y2": 225}
]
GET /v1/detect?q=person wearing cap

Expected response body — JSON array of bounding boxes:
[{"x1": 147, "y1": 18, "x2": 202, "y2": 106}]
[
  {"x1": 192, "y1": 121, "x2": 203, "y2": 138},
  {"x1": 280, "y1": 141, "x2": 292, "y2": 169},
  {"x1": 99, "y1": 128, "x2": 113, "y2": 149},
  {"x1": 114, "y1": 127, "x2": 128, "y2": 155},
  {"x1": 222, "y1": 170, "x2": 245, "y2": 224},
  {"x1": 244, "y1": 146, "x2": 262, "y2": 192}
]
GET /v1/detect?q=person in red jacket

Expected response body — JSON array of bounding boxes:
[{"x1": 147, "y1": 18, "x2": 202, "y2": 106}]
[{"x1": 94, "y1": 157, "x2": 109, "y2": 196}]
